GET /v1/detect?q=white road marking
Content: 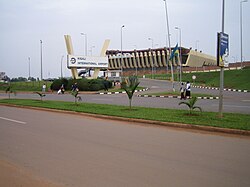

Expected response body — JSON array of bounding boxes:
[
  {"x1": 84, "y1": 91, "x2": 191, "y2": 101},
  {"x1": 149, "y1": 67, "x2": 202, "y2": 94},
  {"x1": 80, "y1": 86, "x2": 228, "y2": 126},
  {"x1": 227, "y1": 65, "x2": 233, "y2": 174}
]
[
  {"x1": 242, "y1": 100, "x2": 250, "y2": 102},
  {"x1": 0, "y1": 117, "x2": 26, "y2": 124}
]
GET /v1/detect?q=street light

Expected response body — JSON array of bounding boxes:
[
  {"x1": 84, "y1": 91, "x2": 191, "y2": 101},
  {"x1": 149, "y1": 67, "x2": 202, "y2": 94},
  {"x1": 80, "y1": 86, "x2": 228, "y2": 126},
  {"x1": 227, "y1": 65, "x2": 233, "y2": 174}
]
[
  {"x1": 148, "y1": 37, "x2": 154, "y2": 79},
  {"x1": 60, "y1": 55, "x2": 64, "y2": 78},
  {"x1": 80, "y1": 33, "x2": 88, "y2": 56},
  {"x1": 163, "y1": 0, "x2": 175, "y2": 91},
  {"x1": 175, "y1": 26, "x2": 182, "y2": 83},
  {"x1": 40, "y1": 40, "x2": 43, "y2": 81},
  {"x1": 89, "y1": 46, "x2": 95, "y2": 56},
  {"x1": 240, "y1": 0, "x2": 248, "y2": 69},
  {"x1": 121, "y1": 25, "x2": 125, "y2": 77},
  {"x1": 28, "y1": 57, "x2": 31, "y2": 79}
]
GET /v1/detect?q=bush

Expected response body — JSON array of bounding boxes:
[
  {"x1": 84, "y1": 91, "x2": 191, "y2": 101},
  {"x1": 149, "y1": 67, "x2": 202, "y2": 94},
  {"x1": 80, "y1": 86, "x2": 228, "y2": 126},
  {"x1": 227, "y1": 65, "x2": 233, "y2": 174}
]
[
  {"x1": 51, "y1": 78, "x2": 112, "y2": 91},
  {"x1": 50, "y1": 78, "x2": 68, "y2": 91}
]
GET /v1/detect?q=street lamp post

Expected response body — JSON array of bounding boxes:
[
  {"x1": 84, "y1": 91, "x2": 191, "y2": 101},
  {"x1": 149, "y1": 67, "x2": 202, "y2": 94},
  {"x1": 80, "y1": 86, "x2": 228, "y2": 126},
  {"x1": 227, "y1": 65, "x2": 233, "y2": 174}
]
[
  {"x1": 80, "y1": 33, "x2": 88, "y2": 56},
  {"x1": 175, "y1": 27, "x2": 182, "y2": 83},
  {"x1": 121, "y1": 25, "x2": 125, "y2": 77},
  {"x1": 40, "y1": 40, "x2": 43, "y2": 81},
  {"x1": 148, "y1": 37, "x2": 154, "y2": 79},
  {"x1": 89, "y1": 46, "x2": 95, "y2": 56},
  {"x1": 60, "y1": 55, "x2": 64, "y2": 78},
  {"x1": 240, "y1": 0, "x2": 248, "y2": 69},
  {"x1": 28, "y1": 57, "x2": 31, "y2": 79},
  {"x1": 163, "y1": 0, "x2": 175, "y2": 91}
]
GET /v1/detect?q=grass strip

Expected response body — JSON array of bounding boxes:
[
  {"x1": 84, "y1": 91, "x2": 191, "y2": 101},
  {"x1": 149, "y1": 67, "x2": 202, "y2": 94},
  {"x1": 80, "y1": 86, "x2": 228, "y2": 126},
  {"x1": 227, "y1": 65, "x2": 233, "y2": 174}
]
[{"x1": 0, "y1": 99, "x2": 250, "y2": 131}]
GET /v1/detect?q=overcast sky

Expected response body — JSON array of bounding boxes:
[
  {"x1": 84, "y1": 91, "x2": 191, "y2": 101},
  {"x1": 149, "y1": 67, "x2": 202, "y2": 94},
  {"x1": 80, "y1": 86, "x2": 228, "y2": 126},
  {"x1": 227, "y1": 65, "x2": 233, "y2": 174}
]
[{"x1": 0, "y1": 0, "x2": 249, "y2": 78}]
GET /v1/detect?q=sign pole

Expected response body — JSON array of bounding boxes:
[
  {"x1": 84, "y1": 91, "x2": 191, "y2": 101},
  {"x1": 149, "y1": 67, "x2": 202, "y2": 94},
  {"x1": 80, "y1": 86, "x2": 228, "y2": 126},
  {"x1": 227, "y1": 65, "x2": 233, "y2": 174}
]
[{"x1": 219, "y1": 0, "x2": 225, "y2": 117}]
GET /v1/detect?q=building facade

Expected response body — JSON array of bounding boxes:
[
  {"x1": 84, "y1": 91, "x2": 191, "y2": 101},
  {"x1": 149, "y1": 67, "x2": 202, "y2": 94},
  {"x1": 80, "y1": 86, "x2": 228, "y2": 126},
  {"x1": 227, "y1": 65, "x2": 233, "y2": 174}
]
[{"x1": 105, "y1": 47, "x2": 216, "y2": 76}]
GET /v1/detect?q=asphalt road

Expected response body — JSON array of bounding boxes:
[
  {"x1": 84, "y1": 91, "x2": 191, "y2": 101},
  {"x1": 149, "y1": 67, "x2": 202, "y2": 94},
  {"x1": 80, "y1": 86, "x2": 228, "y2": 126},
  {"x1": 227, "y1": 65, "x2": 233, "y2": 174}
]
[
  {"x1": 1, "y1": 79, "x2": 249, "y2": 114},
  {"x1": 0, "y1": 106, "x2": 250, "y2": 187}
]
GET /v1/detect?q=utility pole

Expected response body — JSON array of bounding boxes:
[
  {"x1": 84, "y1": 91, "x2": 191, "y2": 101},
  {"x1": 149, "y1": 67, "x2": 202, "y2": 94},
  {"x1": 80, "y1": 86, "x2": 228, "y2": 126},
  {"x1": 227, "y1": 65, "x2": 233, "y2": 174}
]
[
  {"x1": 28, "y1": 57, "x2": 31, "y2": 79},
  {"x1": 121, "y1": 25, "x2": 125, "y2": 77},
  {"x1": 40, "y1": 40, "x2": 43, "y2": 81},
  {"x1": 163, "y1": 0, "x2": 175, "y2": 91},
  {"x1": 218, "y1": 0, "x2": 225, "y2": 117}
]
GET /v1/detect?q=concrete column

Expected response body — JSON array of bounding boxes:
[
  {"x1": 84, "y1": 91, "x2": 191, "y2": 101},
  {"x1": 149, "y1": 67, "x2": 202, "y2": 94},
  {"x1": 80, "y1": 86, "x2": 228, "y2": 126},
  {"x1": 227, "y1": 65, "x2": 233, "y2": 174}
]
[
  {"x1": 144, "y1": 52, "x2": 150, "y2": 68},
  {"x1": 153, "y1": 51, "x2": 159, "y2": 67},
  {"x1": 157, "y1": 51, "x2": 163, "y2": 67},
  {"x1": 140, "y1": 52, "x2": 146, "y2": 68},
  {"x1": 161, "y1": 50, "x2": 167, "y2": 66}
]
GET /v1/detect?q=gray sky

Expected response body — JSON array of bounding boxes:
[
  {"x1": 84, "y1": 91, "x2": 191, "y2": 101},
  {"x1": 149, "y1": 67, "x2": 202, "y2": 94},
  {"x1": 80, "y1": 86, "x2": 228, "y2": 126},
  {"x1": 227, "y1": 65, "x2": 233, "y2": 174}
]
[{"x1": 0, "y1": 0, "x2": 249, "y2": 78}]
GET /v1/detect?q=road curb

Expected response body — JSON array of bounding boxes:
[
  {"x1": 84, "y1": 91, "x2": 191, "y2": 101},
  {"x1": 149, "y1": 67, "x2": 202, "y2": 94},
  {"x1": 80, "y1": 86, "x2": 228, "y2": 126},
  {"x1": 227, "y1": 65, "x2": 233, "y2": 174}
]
[
  {"x1": 1, "y1": 103, "x2": 249, "y2": 137},
  {"x1": 97, "y1": 88, "x2": 149, "y2": 95},
  {"x1": 137, "y1": 95, "x2": 219, "y2": 100},
  {"x1": 191, "y1": 85, "x2": 249, "y2": 93}
]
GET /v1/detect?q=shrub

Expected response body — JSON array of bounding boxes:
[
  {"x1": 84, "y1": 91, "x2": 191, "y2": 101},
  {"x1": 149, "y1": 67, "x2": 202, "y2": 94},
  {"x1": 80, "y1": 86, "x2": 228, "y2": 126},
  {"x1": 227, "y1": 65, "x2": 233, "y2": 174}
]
[
  {"x1": 60, "y1": 78, "x2": 112, "y2": 91},
  {"x1": 50, "y1": 78, "x2": 68, "y2": 91}
]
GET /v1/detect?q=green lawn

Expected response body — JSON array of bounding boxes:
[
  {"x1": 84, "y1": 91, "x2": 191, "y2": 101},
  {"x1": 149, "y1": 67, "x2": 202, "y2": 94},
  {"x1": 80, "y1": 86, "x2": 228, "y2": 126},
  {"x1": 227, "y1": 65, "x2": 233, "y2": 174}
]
[
  {"x1": 143, "y1": 68, "x2": 250, "y2": 91},
  {"x1": 181, "y1": 68, "x2": 250, "y2": 90},
  {"x1": 1, "y1": 99, "x2": 249, "y2": 131},
  {"x1": 0, "y1": 81, "x2": 52, "y2": 92}
]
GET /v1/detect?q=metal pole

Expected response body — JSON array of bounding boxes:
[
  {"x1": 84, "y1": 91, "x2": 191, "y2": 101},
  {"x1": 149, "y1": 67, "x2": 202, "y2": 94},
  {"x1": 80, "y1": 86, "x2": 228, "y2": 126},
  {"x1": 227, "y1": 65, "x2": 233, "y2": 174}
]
[
  {"x1": 175, "y1": 27, "x2": 182, "y2": 83},
  {"x1": 121, "y1": 25, "x2": 125, "y2": 77},
  {"x1": 61, "y1": 55, "x2": 64, "y2": 78},
  {"x1": 40, "y1": 40, "x2": 43, "y2": 81},
  {"x1": 219, "y1": 0, "x2": 225, "y2": 117},
  {"x1": 28, "y1": 57, "x2": 31, "y2": 79},
  {"x1": 240, "y1": 0, "x2": 248, "y2": 69},
  {"x1": 163, "y1": 0, "x2": 175, "y2": 91},
  {"x1": 80, "y1": 33, "x2": 87, "y2": 56},
  {"x1": 85, "y1": 34, "x2": 87, "y2": 56}
]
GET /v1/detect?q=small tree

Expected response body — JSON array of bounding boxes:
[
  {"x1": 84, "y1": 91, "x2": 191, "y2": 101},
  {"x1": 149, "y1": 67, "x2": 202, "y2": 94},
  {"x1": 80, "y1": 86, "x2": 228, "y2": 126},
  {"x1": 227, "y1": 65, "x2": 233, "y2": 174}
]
[
  {"x1": 34, "y1": 92, "x2": 46, "y2": 101},
  {"x1": 71, "y1": 90, "x2": 82, "y2": 105},
  {"x1": 5, "y1": 86, "x2": 16, "y2": 99},
  {"x1": 178, "y1": 96, "x2": 202, "y2": 114},
  {"x1": 121, "y1": 76, "x2": 140, "y2": 109}
]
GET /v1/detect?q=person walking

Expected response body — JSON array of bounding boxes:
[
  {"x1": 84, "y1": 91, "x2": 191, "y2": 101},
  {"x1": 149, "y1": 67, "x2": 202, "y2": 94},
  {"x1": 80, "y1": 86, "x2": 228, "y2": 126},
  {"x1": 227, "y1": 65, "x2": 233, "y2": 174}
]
[
  {"x1": 180, "y1": 83, "x2": 185, "y2": 100},
  {"x1": 58, "y1": 84, "x2": 65, "y2": 94},
  {"x1": 185, "y1": 81, "x2": 191, "y2": 99},
  {"x1": 104, "y1": 77, "x2": 109, "y2": 92},
  {"x1": 71, "y1": 82, "x2": 79, "y2": 92},
  {"x1": 42, "y1": 83, "x2": 46, "y2": 93}
]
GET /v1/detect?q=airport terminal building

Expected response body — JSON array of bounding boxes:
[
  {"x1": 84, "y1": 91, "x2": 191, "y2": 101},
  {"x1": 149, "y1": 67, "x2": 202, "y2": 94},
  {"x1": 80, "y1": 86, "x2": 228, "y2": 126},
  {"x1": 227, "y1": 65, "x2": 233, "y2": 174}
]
[{"x1": 105, "y1": 47, "x2": 216, "y2": 76}]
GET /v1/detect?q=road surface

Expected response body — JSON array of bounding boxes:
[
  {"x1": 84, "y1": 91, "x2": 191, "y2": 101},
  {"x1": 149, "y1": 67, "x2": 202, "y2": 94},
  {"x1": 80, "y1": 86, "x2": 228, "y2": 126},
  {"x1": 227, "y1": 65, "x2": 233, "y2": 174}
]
[
  {"x1": 1, "y1": 79, "x2": 249, "y2": 114},
  {"x1": 1, "y1": 106, "x2": 250, "y2": 187}
]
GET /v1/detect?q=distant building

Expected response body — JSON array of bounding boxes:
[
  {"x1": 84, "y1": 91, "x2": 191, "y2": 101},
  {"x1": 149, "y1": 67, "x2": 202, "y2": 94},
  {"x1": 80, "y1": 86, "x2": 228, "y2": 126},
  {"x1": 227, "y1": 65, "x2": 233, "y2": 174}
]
[
  {"x1": 105, "y1": 47, "x2": 216, "y2": 76},
  {"x1": 106, "y1": 47, "x2": 216, "y2": 70}
]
